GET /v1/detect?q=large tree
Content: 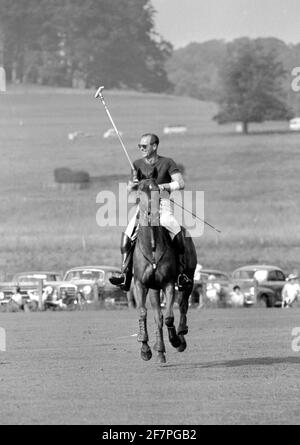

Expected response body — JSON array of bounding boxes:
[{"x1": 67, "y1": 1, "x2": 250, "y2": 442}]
[
  {"x1": 214, "y1": 38, "x2": 293, "y2": 133},
  {"x1": 165, "y1": 40, "x2": 226, "y2": 101},
  {"x1": 54, "y1": 0, "x2": 172, "y2": 91},
  {"x1": 0, "y1": 0, "x2": 65, "y2": 83},
  {"x1": 0, "y1": 0, "x2": 172, "y2": 92}
]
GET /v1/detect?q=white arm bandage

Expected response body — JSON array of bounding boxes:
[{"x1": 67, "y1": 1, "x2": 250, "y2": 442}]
[{"x1": 169, "y1": 180, "x2": 181, "y2": 192}]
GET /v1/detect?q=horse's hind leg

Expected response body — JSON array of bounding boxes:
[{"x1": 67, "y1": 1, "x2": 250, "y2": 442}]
[
  {"x1": 149, "y1": 289, "x2": 166, "y2": 364},
  {"x1": 164, "y1": 283, "x2": 181, "y2": 349},
  {"x1": 135, "y1": 282, "x2": 152, "y2": 361},
  {"x1": 176, "y1": 288, "x2": 191, "y2": 352}
]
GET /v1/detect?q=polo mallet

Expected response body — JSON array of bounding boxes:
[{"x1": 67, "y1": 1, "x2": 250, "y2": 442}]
[
  {"x1": 172, "y1": 200, "x2": 221, "y2": 233},
  {"x1": 95, "y1": 86, "x2": 135, "y2": 171}
]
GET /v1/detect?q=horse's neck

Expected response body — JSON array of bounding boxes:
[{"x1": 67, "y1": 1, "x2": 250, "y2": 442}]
[{"x1": 137, "y1": 225, "x2": 169, "y2": 251}]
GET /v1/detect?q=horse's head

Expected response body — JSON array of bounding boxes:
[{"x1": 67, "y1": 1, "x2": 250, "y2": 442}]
[
  {"x1": 136, "y1": 167, "x2": 160, "y2": 227},
  {"x1": 137, "y1": 167, "x2": 160, "y2": 195}
]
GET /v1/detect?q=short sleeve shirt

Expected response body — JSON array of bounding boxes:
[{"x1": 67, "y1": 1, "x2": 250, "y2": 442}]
[{"x1": 133, "y1": 156, "x2": 180, "y2": 185}]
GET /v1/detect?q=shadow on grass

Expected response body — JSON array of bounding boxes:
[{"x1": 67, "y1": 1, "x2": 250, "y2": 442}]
[{"x1": 161, "y1": 356, "x2": 300, "y2": 369}]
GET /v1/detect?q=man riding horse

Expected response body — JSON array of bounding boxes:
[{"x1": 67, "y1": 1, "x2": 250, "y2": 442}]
[{"x1": 109, "y1": 133, "x2": 193, "y2": 292}]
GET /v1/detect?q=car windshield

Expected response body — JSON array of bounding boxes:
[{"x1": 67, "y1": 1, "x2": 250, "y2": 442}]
[
  {"x1": 213, "y1": 273, "x2": 229, "y2": 281},
  {"x1": 15, "y1": 275, "x2": 47, "y2": 282},
  {"x1": 64, "y1": 270, "x2": 105, "y2": 281},
  {"x1": 254, "y1": 270, "x2": 268, "y2": 281},
  {"x1": 14, "y1": 273, "x2": 60, "y2": 282},
  {"x1": 200, "y1": 272, "x2": 228, "y2": 282},
  {"x1": 234, "y1": 270, "x2": 256, "y2": 279}
]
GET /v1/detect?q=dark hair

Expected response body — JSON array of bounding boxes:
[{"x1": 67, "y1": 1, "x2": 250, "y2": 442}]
[
  {"x1": 233, "y1": 285, "x2": 240, "y2": 291},
  {"x1": 141, "y1": 133, "x2": 159, "y2": 146}
]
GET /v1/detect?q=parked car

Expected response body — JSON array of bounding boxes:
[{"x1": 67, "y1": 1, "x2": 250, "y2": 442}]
[
  {"x1": 62, "y1": 265, "x2": 128, "y2": 307},
  {"x1": 191, "y1": 268, "x2": 230, "y2": 307},
  {"x1": 231, "y1": 265, "x2": 286, "y2": 307},
  {"x1": 0, "y1": 270, "x2": 63, "y2": 304}
]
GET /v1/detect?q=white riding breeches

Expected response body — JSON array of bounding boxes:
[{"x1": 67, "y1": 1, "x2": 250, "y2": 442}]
[{"x1": 125, "y1": 198, "x2": 181, "y2": 240}]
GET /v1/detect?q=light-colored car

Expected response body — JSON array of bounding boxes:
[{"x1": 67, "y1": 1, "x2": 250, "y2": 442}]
[
  {"x1": 0, "y1": 271, "x2": 62, "y2": 298},
  {"x1": 231, "y1": 265, "x2": 286, "y2": 307},
  {"x1": 62, "y1": 265, "x2": 128, "y2": 307},
  {"x1": 0, "y1": 271, "x2": 66, "y2": 310}
]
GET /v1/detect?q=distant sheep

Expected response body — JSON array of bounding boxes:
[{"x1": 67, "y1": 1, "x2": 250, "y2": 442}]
[
  {"x1": 103, "y1": 128, "x2": 123, "y2": 139},
  {"x1": 163, "y1": 125, "x2": 187, "y2": 135},
  {"x1": 68, "y1": 131, "x2": 94, "y2": 142}
]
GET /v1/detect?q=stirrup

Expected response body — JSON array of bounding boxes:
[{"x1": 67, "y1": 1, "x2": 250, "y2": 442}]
[
  {"x1": 109, "y1": 273, "x2": 126, "y2": 286},
  {"x1": 177, "y1": 273, "x2": 192, "y2": 291},
  {"x1": 109, "y1": 273, "x2": 132, "y2": 291}
]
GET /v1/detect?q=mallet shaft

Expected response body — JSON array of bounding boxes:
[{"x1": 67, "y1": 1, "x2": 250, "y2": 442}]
[{"x1": 95, "y1": 86, "x2": 135, "y2": 171}]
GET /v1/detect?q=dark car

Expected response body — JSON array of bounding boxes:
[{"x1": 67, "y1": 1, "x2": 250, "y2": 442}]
[{"x1": 231, "y1": 265, "x2": 286, "y2": 307}]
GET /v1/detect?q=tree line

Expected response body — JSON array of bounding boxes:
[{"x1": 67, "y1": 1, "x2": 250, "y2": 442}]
[
  {"x1": 0, "y1": 1, "x2": 299, "y2": 131},
  {"x1": 0, "y1": 0, "x2": 172, "y2": 92}
]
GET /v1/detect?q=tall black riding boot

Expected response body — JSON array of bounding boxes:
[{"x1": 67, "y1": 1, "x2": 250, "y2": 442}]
[
  {"x1": 172, "y1": 231, "x2": 193, "y2": 291},
  {"x1": 109, "y1": 233, "x2": 134, "y2": 291}
]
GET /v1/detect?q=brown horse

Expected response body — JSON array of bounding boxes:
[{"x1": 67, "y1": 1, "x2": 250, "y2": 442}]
[{"x1": 133, "y1": 169, "x2": 197, "y2": 363}]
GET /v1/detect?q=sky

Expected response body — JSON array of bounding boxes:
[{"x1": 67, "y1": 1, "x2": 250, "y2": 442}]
[{"x1": 151, "y1": 0, "x2": 300, "y2": 48}]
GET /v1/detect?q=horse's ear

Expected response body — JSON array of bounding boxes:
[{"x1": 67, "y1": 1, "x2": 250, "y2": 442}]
[{"x1": 151, "y1": 167, "x2": 158, "y2": 180}]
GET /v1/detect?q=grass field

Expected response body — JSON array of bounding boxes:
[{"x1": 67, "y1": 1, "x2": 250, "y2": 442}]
[
  {"x1": 1, "y1": 85, "x2": 300, "y2": 278},
  {"x1": 1, "y1": 307, "x2": 300, "y2": 425}
]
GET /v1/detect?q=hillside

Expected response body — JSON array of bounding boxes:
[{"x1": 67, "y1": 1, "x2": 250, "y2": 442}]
[{"x1": 0, "y1": 87, "x2": 299, "y2": 277}]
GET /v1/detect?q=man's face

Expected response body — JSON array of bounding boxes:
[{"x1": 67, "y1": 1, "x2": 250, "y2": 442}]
[{"x1": 138, "y1": 136, "x2": 157, "y2": 158}]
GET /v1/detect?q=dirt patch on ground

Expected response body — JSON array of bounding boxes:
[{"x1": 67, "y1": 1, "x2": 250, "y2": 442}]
[{"x1": 1, "y1": 307, "x2": 300, "y2": 425}]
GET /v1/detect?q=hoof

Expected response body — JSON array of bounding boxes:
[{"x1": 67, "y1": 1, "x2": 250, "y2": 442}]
[
  {"x1": 141, "y1": 344, "x2": 152, "y2": 361},
  {"x1": 157, "y1": 352, "x2": 166, "y2": 364},
  {"x1": 141, "y1": 349, "x2": 152, "y2": 361},
  {"x1": 177, "y1": 326, "x2": 188, "y2": 336},
  {"x1": 177, "y1": 335, "x2": 187, "y2": 352},
  {"x1": 170, "y1": 336, "x2": 182, "y2": 349},
  {"x1": 167, "y1": 326, "x2": 182, "y2": 349}
]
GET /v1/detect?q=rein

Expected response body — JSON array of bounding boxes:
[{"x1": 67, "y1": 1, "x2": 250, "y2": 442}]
[
  {"x1": 137, "y1": 183, "x2": 163, "y2": 271},
  {"x1": 148, "y1": 186, "x2": 157, "y2": 270}
]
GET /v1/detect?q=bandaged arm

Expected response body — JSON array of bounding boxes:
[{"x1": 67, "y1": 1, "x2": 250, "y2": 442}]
[{"x1": 159, "y1": 172, "x2": 185, "y2": 193}]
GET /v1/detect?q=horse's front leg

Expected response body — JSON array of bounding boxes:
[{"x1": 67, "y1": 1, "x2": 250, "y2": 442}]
[
  {"x1": 135, "y1": 280, "x2": 152, "y2": 361},
  {"x1": 164, "y1": 283, "x2": 181, "y2": 349},
  {"x1": 149, "y1": 289, "x2": 166, "y2": 364}
]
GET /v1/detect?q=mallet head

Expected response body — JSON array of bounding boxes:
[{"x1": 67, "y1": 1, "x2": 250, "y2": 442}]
[{"x1": 95, "y1": 86, "x2": 105, "y2": 99}]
